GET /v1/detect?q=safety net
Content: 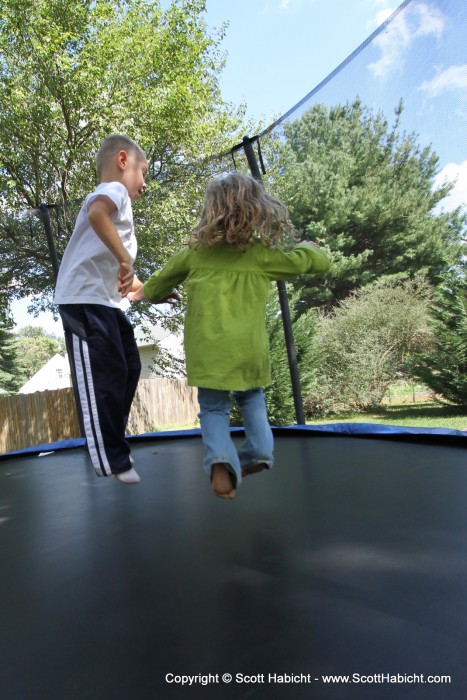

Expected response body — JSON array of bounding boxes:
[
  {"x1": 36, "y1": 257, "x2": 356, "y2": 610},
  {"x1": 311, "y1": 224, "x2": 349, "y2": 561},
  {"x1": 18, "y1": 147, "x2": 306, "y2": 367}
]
[{"x1": 2, "y1": 0, "x2": 466, "y2": 447}]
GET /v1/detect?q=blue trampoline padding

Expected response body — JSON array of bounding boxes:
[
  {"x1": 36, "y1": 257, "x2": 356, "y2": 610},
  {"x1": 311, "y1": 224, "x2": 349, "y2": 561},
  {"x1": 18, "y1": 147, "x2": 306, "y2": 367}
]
[
  {"x1": 1, "y1": 422, "x2": 465, "y2": 459},
  {"x1": 273, "y1": 423, "x2": 467, "y2": 440},
  {"x1": 1, "y1": 437, "x2": 87, "y2": 458}
]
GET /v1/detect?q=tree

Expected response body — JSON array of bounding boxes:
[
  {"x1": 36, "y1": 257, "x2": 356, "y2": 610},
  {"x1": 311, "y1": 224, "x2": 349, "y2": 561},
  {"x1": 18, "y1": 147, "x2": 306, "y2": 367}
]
[
  {"x1": 268, "y1": 100, "x2": 466, "y2": 310},
  {"x1": 14, "y1": 326, "x2": 66, "y2": 379},
  {"x1": 0, "y1": 319, "x2": 25, "y2": 392},
  {"x1": 302, "y1": 278, "x2": 433, "y2": 414},
  {"x1": 0, "y1": 0, "x2": 247, "y2": 322},
  {"x1": 408, "y1": 275, "x2": 467, "y2": 407}
]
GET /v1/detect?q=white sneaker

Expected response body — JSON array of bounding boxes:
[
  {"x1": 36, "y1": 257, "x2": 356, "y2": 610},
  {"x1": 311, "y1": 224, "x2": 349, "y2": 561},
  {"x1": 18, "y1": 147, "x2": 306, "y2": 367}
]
[{"x1": 115, "y1": 467, "x2": 141, "y2": 484}]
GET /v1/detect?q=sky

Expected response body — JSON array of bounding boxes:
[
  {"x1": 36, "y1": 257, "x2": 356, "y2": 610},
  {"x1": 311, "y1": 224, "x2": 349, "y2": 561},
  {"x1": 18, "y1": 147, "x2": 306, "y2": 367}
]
[
  {"x1": 11, "y1": 0, "x2": 467, "y2": 333},
  {"x1": 202, "y1": 0, "x2": 405, "y2": 123}
]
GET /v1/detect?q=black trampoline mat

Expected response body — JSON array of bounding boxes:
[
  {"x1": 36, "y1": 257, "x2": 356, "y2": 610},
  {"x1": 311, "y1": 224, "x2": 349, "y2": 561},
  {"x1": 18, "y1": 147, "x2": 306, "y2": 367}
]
[{"x1": 1, "y1": 433, "x2": 466, "y2": 699}]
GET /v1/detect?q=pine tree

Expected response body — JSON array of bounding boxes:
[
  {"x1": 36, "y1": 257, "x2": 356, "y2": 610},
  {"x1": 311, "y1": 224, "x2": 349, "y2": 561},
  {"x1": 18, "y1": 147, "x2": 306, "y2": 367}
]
[
  {"x1": 410, "y1": 276, "x2": 467, "y2": 407},
  {"x1": 0, "y1": 319, "x2": 23, "y2": 393},
  {"x1": 268, "y1": 100, "x2": 465, "y2": 310}
]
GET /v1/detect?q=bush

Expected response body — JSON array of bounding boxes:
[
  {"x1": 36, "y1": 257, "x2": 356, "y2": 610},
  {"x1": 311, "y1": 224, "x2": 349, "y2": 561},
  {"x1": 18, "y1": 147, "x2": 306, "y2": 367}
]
[{"x1": 302, "y1": 278, "x2": 433, "y2": 414}]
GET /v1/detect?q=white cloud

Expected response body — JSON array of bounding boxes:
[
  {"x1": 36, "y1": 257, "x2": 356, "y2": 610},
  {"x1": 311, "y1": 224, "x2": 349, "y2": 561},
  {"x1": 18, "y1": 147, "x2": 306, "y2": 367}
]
[
  {"x1": 419, "y1": 64, "x2": 467, "y2": 98},
  {"x1": 415, "y1": 2, "x2": 445, "y2": 36},
  {"x1": 368, "y1": 3, "x2": 445, "y2": 79},
  {"x1": 433, "y1": 160, "x2": 467, "y2": 212},
  {"x1": 369, "y1": 7, "x2": 394, "y2": 26}
]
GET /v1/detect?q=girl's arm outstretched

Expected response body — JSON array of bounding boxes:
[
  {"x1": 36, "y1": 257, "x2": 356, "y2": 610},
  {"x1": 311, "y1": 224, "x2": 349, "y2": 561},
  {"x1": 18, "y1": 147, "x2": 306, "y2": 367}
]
[
  {"x1": 259, "y1": 241, "x2": 331, "y2": 280},
  {"x1": 128, "y1": 248, "x2": 190, "y2": 303}
]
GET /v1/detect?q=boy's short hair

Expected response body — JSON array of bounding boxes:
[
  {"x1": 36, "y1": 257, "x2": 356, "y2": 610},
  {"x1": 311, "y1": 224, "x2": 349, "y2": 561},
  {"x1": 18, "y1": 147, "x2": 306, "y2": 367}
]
[{"x1": 96, "y1": 134, "x2": 147, "y2": 178}]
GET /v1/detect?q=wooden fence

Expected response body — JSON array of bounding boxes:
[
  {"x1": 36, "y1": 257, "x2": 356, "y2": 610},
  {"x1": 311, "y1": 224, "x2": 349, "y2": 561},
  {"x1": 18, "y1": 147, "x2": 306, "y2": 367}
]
[{"x1": 0, "y1": 379, "x2": 199, "y2": 454}]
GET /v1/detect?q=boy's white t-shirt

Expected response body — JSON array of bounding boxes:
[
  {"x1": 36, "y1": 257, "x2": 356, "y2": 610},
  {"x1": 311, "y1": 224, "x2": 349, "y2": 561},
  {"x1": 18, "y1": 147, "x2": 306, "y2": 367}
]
[{"x1": 54, "y1": 182, "x2": 137, "y2": 308}]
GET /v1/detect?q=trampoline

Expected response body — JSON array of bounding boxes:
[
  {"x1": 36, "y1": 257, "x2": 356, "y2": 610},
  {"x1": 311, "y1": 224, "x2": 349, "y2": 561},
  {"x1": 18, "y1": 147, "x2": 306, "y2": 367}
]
[
  {"x1": 0, "y1": 425, "x2": 466, "y2": 700},
  {"x1": 2, "y1": 0, "x2": 466, "y2": 696}
]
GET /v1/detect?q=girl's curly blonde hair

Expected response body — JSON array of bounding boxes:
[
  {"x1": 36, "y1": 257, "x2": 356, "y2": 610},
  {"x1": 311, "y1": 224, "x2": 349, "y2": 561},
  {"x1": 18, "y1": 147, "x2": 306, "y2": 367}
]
[{"x1": 189, "y1": 173, "x2": 295, "y2": 251}]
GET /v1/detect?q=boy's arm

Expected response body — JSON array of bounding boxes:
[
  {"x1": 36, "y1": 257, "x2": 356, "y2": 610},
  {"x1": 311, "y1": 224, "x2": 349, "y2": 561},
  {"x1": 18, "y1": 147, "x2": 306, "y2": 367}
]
[{"x1": 88, "y1": 197, "x2": 134, "y2": 296}]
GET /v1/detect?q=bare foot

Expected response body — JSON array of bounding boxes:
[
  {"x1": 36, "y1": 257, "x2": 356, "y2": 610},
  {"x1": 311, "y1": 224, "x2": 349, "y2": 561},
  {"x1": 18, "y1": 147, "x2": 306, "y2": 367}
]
[
  {"x1": 211, "y1": 463, "x2": 236, "y2": 500},
  {"x1": 242, "y1": 462, "x2": 268, "y2": 478}
]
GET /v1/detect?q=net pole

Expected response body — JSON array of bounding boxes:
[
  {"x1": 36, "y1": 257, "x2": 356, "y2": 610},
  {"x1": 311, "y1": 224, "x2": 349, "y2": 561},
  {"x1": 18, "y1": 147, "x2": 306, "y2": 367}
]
[
  {"x1": 39, "y1": 203, "x2": 60, "y2": 282},
  {"x1": 242, "y1": 136, "x2": 305, "y2": 425}
]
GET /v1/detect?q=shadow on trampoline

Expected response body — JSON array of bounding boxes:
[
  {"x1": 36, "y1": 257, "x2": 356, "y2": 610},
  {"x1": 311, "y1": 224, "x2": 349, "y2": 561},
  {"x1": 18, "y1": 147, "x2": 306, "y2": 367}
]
[{"x1": 0, "y1": 426, "x2": 466, "y2": 699}]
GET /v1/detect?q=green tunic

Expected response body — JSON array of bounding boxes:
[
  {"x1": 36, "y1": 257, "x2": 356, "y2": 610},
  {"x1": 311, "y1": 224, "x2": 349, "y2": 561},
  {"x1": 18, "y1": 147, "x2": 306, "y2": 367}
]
[{"x1": 142, "y1": 242, "x2": 330, "y2": 391}]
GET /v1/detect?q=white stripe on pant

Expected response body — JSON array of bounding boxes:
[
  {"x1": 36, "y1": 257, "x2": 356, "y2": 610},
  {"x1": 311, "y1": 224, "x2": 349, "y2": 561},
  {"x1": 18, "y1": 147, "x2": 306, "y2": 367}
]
[{"x1": 72, "y1": 333, "x2": 112, "y2": 476}]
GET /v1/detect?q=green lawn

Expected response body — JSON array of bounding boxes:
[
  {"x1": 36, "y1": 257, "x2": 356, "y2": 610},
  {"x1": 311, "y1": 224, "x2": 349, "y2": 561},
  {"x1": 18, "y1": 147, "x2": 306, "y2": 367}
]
[
  {"x1": 308, "y1": 402, "x2": 467, "y2": 431},
  {"x1": 153, "y1": 403, "x2": 466, "y2": 433},
  {"x1": 150, "y1": 422, "x2": 199, "y2": 433}
]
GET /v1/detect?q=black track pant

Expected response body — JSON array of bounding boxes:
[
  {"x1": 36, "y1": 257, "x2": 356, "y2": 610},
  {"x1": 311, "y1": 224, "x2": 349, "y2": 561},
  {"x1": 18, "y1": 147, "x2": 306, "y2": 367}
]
[{"x1": 59, "y1": 304, "x2": 141, "y2": 476}]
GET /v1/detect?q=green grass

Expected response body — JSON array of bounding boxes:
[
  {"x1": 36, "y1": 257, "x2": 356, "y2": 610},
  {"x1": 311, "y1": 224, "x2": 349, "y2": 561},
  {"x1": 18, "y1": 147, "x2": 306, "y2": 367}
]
[
  {"x1": 385, "y1": 379, "x2": 431, "y2": 399},
  {"x1": 150, "y1": 421, "x2": 200, "y2": 432},
  {"x1": 149, "y1": 404, "x2": 466, "y2": 433},
  {"x1": 308, "y1": 402, "x2": 467, "y2": 431}
]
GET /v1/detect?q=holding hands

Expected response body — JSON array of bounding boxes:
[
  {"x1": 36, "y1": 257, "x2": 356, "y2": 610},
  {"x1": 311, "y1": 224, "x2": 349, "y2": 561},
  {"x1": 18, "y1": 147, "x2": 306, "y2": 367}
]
[
  {"x1": 127, "y1": 282, "x2": 180, "y2": 306},
  {"x1": 118, "y1": 261, "x2": 135, "y2": 297}
]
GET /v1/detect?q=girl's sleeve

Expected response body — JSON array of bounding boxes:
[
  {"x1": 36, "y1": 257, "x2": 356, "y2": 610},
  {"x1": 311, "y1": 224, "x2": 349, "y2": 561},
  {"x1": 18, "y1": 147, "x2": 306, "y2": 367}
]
[
  {"x1": 142, "y1": 249, "x2": 191, "y2": 302},
  {"x1": 261, "y1": 243, "x2": 331, "y2": 280}
]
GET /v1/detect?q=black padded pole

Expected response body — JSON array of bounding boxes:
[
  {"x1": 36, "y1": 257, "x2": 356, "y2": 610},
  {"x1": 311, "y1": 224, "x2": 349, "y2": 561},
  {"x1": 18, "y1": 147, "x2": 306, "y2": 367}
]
[
  {"x1": 39, "y1": 203, "x2": 60, "y2": 282},
  {"x1": 242, "y1": 136, "x2": 305, "y2": 425}
]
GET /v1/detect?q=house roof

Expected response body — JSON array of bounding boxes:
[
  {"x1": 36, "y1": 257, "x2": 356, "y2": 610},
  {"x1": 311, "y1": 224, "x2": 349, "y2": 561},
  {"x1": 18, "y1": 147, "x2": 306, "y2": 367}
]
[{"x1": 19, "y1": 354, "x2": 71, "y2": 394}]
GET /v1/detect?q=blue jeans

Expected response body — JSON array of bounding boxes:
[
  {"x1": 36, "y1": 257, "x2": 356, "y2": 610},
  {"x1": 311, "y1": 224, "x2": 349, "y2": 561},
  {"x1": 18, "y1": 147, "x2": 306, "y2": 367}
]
[{"x1": 197, "y1": 387, "x2": 274, "y2": 487}]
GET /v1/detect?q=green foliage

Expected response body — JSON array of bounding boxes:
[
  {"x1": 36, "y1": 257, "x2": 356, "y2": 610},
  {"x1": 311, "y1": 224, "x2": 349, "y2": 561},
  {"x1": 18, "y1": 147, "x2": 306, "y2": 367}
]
[
  {"x1": 14, "y1": 326, "x2": 66, "y2": 379},
  {"x1": 0, "y1": 298, "x2": 11, "y2": 326},
  {"x1": 408, "y1": 275, "x2": 467, "y2": 407},
  {"x1": 303, "y1": 278, "x2": 433, "y2": 414},
  {"x1": 265, "y1": 100, "x2": 466, "y2": 416},
  {"x1": 0, "y1": 0, "x2": 248, "y2": 323},
  {"x1": 269, "y1": 100, "x2": 466, "y2": 309},
  {"x1": 0, "y1": 319, "x2": 25, "y2": 392}
]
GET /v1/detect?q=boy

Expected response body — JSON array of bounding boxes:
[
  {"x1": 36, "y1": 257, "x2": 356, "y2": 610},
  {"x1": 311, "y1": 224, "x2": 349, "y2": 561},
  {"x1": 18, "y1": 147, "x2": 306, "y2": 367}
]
[{"x1": 55, "y1": 134, "x2": 148, "y2": 483}]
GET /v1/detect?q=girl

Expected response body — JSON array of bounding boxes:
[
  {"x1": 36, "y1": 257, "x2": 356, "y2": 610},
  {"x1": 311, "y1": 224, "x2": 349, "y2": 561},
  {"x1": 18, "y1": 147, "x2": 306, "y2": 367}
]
[{"x1": 129, "y1": 173, "x2": 330, "y2": 499}]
